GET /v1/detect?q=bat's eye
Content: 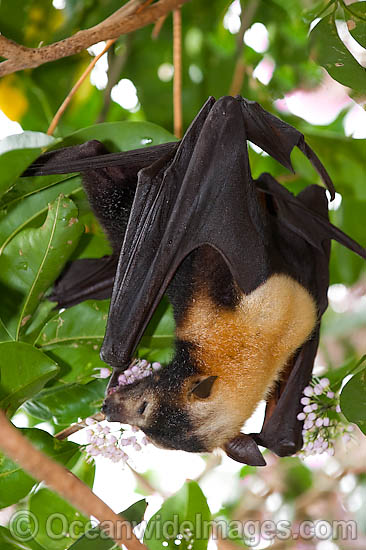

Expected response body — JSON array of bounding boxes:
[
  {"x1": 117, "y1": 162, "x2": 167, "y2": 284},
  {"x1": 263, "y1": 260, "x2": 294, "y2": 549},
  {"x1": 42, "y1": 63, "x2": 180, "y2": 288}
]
[{"x1": 138, "y1": 401, "x2": 148, "y2": 415}]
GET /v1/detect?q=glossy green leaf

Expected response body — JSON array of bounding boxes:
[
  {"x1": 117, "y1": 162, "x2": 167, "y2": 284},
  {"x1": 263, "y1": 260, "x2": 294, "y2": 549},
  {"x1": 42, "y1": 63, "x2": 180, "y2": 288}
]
[
  {"x1": 45, "y1": 343, "x2": 107, "y2": 385},
  {"x1": 24, "y1": 379, "x2": 107, "y2": 425},
  {"x1": 0, "y1": 525, "x2": 46, "y2": 550},
  {"x1": 0, "y1": 342, "x2": 59, "y2": 416},
  {"x1": 309, "y1": 13, "x2": 366, "y2": 91},
  {"x1": 37, "y1": 300, "x2": 109, "y2": 347},
  {"x1": 0, "y1": 427, "x2": 80, "y2": 508},
  {"x1": 60, "y1": 121, "x2": 176, "y2": 151},
  {"x1": 68, "y1": 499, "x2": 147, "y2": 550},
  {"x1": 340, "y1": 366, "x2": 366, "y2": 434},
  {"x1": 0, "y1": 195, "x2": 83, "y2": 340},
  {"x1": 28, "y1": 473, "x2": 92, "y2": 550},
  {"x1": 137, "y1": 298, "x2": 175, "y2": 364},
  {"x1": 0, "y1": 177, "x2": 82, "y2": 255},
  {"x1": 344, "y1": 2, "x2": 366, "y2": 48},
  {"x1": 0, "y1": 132, "x2": 55, "y2": 198},
  {"x1": 144, "y1": 481, "x2": 211, "y2": 550}
]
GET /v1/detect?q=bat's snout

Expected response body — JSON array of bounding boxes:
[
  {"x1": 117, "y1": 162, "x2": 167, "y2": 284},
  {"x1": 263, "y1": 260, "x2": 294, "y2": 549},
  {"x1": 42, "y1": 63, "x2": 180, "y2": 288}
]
[{"x1": 102, "y1": 393, "x2": 128, "y2": 423}]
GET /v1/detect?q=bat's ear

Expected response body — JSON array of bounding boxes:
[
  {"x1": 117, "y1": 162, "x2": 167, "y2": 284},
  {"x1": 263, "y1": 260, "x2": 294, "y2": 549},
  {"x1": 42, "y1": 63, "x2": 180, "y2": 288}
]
[
  {"x1": 224, "y1": 434, "x2": 266, "y2": 466},
  {"x1": 189, "y1": 376, "x2": 218, "y2": 399}
]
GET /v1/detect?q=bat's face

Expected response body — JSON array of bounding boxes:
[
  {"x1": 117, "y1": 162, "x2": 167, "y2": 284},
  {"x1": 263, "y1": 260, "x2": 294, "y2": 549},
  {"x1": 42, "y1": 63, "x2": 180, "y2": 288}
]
[{"x1": 102, "y1": 364, "x2": 245, "y2": 453}]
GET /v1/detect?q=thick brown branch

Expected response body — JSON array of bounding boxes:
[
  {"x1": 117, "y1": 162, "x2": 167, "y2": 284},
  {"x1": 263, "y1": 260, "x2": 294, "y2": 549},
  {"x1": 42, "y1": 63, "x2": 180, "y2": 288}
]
[
  {"x1": 0, "y1": 0, "x2": 190, "y2": 77},
  {"x1": 0, "y1": 411, "x2": 145, "y2": 550}
]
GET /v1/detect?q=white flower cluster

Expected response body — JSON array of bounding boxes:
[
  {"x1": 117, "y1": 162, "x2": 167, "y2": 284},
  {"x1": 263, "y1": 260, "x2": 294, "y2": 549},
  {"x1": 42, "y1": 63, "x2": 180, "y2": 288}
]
[
  {"x1": 297, "y1": 377, "x2": 354, "y2": 458},
  {"x1": 96, "y1": 359, "x2": 162, "y2": 384},
  {"x1": 84, "y1": 418, "x2": 149, "y2": 464},
  {"x1": 117, "y1": 358, "x2": 162, "y2": 386}
]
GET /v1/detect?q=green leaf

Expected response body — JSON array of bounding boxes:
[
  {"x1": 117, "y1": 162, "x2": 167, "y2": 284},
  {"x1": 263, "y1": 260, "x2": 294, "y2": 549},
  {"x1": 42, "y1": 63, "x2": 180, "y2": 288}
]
[
  {"x1": 344, "y1": 2, "x2": 366, "y2": 48},
  {"x1": 309, "y1": 13, "x2": 366, "y2": 91},
  {"x1": 0, "y1": 132, "x2": 55, "y2": 198},
  {"x1": 68, "y1": 499, "x2": 147, "y2": 550},
  {"x1": 28, "y1": 482, "x2": 90, "y2": 549},
  {"x1": 0, "y1": 525, "x2": 46, "y2": 550},
  {"x1": 37, "y1": 300, "x2": 109, "y2": 347},
  {"x1": 45, "y1": 343, "x2": 107, "y2": 385},
  {"x1": 340, "y1": 367, "x2": 366, "y2": 434},
  {"x1": 0, "y1": 176, "x2": 82, "y2": 255},
  {"x1": 60, "y1": 121, "x2": 176, "y2": 151},
  {"x1": 23, "y1": 379, "x2": 107, "y2": 425},
  {"x1": 0, "y1": 342, "x2": 59, "y2": 416},
  {"x1": 144, "y1": 481, "x2": 211, "y2": 550},
  {"x1": 239, "y1": 465, "x2": 257, "y2": 478},
  {"x1": 0, "y1": 195, "x2": 83, "y2": 340},
  {"x1": 137, "y1": 298, "x2": 175, "y2": 364},
  {"x1": 0, "y1": 427, "x2": 80, "y2": 509},
  {"x1": 283, "y1": 457, "x2": 313, "y2": 500}
]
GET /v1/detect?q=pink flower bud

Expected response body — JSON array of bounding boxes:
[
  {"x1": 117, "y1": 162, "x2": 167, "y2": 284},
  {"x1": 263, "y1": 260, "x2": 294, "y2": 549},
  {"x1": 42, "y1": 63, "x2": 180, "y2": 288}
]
[
  {"x1": 308, "y1": 412, "x2": 316, "y2": 421},
  {"x1": 323, "y1": 417, "x2": 330, "y2": 427},
  {"x1": 304, "y1": 386, "x2": 313, "y2": 397},
  {"x1": 99, "y1": 368, "x2": 111, "y2": 379},
  {"x1": 152, "y1": 362, "x2": 162, "y2": 370},
  {"x1": 314, "y1": 384, "x2": 323, "y2": 395},
  {"x1": 118, "y1": 374, "x2": 127, "y2": 385},
  {"x1": 327, "y1": 391, "x2": 335, "y2": 399},
  {"x1": 132, "y1": 365, "x2": 140, "y2": 374},
  {"x1": 315, "y1": 418, "x2": 323, "y2": 427},
  {"x1": 85, "y1": 417, "x2": 96, "y2": 426},
  {"x1": 303, "y1": 405, "x2": 313, "y2": 413},
  {"x1": 297, "y1": 412, "x2": 306, "y2": 421},
  {"x1": 301, "y1": 397, "x2": 311, "y2": 405},
  {"x1": 311, "y1": 403, "x2": 318, "y2": 411},
  {"x1": 320, "y1": 378, "x2": 330, "y2": 388},
  {"x1": 336, "y1": 404, "x2": 341, "y2": 413}
]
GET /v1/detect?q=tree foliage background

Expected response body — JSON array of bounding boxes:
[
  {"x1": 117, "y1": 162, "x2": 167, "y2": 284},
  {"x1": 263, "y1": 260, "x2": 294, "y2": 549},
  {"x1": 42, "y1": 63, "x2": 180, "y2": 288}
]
[{"x1": 0, "y1": 1, "x2": 365, "y2": 549}]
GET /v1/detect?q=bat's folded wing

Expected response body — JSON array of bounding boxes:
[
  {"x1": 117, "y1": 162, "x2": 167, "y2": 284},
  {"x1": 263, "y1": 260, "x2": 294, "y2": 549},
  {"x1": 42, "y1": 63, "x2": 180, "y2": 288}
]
[
  {"x1": 101, "y1": 95, "x2": 272, "y2": 367},
  {"x1": 49, "y1": 255, "x2": 118, "y2": 308},
  {"x1": 250, "y1": 175, "x2": 365, "y2": 456}
]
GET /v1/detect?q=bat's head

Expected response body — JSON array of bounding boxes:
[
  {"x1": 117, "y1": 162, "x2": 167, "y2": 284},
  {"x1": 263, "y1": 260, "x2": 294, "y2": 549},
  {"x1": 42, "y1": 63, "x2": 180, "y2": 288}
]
[
  {"x1": 102, "y1": 349, "x2": 226, "y2": 452},
  {"x1": 101, "y1": 342, "x2": 266, "y2": 465}
]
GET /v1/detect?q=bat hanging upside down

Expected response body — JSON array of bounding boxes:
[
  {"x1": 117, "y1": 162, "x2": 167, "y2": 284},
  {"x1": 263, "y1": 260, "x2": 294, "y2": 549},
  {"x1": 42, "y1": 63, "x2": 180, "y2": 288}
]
[{"x1": 24, "y1": 96, "x2": 366, "y2": 466}]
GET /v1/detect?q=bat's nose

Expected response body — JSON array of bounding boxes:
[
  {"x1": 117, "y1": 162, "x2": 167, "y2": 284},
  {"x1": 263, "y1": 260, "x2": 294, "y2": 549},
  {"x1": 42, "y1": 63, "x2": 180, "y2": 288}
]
[{"x1": 102, "y1": 395, "x2": 123, "y2": 422}]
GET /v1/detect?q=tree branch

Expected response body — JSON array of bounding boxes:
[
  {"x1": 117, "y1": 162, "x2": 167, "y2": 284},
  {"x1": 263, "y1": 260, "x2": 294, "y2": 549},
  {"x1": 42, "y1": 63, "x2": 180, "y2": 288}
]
[
  {"x1": 173, "y1": 8, "x2": 183, "y2": 138},
  {"x1": 0, "y1": 0, "x2": 190, "y2": 77},
  {"x1": 0, "y1": 411, "x2": 145, "y2": 550},
  {"x1": 228, "y1": 0, "x2": 259, "y2": 96}
]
